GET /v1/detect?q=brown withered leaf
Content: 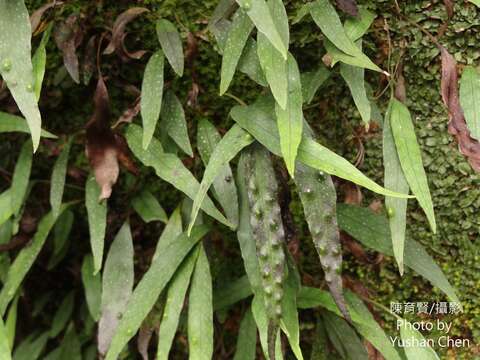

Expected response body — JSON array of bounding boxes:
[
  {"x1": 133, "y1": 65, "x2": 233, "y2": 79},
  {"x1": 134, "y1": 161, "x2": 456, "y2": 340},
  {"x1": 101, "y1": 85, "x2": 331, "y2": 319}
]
[
  {"x1": 85, "y1": 77, "x2": 119, "y2": 200},
  {"x1": 30, "y1": 1, "x2": 63, "y2": 34},
  {"x1": 137, "y1": 325, "x2": 153, "y2": 360},
  {"x1": 82, "y1": 35, "x2": 97, "y2": 85},
  {"x1": 444, "y1": 0, "x2": 454, "y2": 19},
  {"x1": 440, "y1": 46, "x2": 480, "y2": 171},
  {"x1": 113, "y1": 97, "x2": 141, "y2": 128},
  {"x1": 115, "y1": 133, "x2": 139, "y2": 176},
  {"x1": 336, "y1": 0, "x2": 358, "y2": 17},
  {"x1": 54, "y1": 14, "x2": 83, "y2": 83},
  {"x1": 103, "y1": 7, "x2": 149, "y2": 62}
]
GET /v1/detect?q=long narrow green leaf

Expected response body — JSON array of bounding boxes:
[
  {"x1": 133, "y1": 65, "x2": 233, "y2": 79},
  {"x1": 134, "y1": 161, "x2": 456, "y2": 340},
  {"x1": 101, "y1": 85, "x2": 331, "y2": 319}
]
[
  {"x1": 197, "y1": 119, "x2": 239, "y2": 228},
  {"x1": 153, "y1": 207, "x2": 183, "y2": 261},
  {"x1": 390, "y1": 99, "x2": 436, "y2": 233},
  {"x1": 49, "y1": 292, "x2": 74, "y2": 338},
  {"x1": 156, "y1": 19, "x2": 184, "y2": 76},
  {"x1": 125, "y1": 124, "x2": 232, "y2": 229},
  {"x1": 383, "y1": 100, "x2": 409, "y2": 274},
  {"x1": 59, "y1": 324, "x2": 81, "y2": 360},
  {"x1": 252, "y1": 295, "x2": 283, "y2": 360},
  {"x1": 229, "y1": 99, "x2": 412, "y2": 198},
  {"x1": 5, "y1": 295, "x2": 18, "y2": 350},
  {"x1": 156, "y1": 246, "x2": 199, "y2": 360},
  {"x1": 398, "y1": 322, "x2": 440, "y2": 360},
  {"x1": 10, "y1": 140, "x2": 33, "y2": 217},
  {"x1": 32, "y1": 24, "x2": 53, "y2": 101},
  {"x1": 189, "y1": 124, "x2": 253, "y2": 233},
  {"x1": 12, "y1": 332, "x2": 48, "y2": 360},
  {"x1": 85, "y1": 176, "x2": 107, "y2": 274},
  {"x1": 344, "y1": 8, "x2": 376, "y2": 41},
  {"x1": 188, "y1": 244, "x2": 213, "y2": 359},
  {"x1": 310, "y1": 319, "x2": 329, "y2": 360},
  {"x1": 233, "y1": 307, "x2": 257, "y2": 360},
  {"x1": 98, "y1": 222, "x2": 134, "y2": 356},
  {"x1": 275, "y1": 54, "x2": 303, "y2": 176},
  {"x1": 213, "y1": 275, "x2": 252, "y2": 310},
  {"x1": 81, "y1": 254, "x2": 102, "y2": 321},
  {"x1": 50, "y1": 138, "x2": 72, "y2": 219},
  {"x1": 105, "y1": 226, "x2": 210, "y2": 360},
  {"x1": 301, "y1": 65, "x2": 330, "y2": 104},
  {"x1": 47, "y1": 210, "x2": 74, "y2": 269},
  {"x1": 131, "y1": 190, "x2": 168, "y2": 223},
  {"x1": 220, "y1": 9, "x2": 254, "y2": 95},
  {"x1": 0, "y1": 317, "x2": 11, "y2": 360},
  {"x1": 324, "y1": 39, "x2": 382, "y2": 72},
  {"x1": 0, "y1": 112, "x2": 55, "y2": 138},
  {"x1": 459, "y1": 66, "x2": 480, "y2": 140},
  {"x1": 160, "y1": 91, "x2": 193, "y2": 156},
  {"x1": 0, "y1": 0, "x2": 42, "y2": 150},
  {"x1": 0, "y1": 205, "x2": 68, "y2": 315},
  {"x1": 235, "y1": 0, "x2": 288, "y2": 58},
  {"x1": 336, "y1": 204, "x2": 460, "y2": 305},
  {"x1": 141, "y1": 50, "x2": 165, "y2": 149},
  {"x1": 0, "y1": 191, "x2": 13, "y2": 228}
]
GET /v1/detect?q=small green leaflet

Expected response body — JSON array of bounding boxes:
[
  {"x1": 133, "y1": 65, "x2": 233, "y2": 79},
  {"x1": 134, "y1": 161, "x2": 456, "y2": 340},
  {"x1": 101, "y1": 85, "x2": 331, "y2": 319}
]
[
  {"x1": 0, "y1": 0, "x2": 42, "y2": 151},
  {"x1": 233, "y1": 307, "x2": 257, "y2": 360},
  {"x1": 344, "y1": 8, "x2": 376, "y2": 41},
  {"x1": 188, "y1": 124, "x2": 253, "y2": 234},
  {"x1": 0, "y1": 112, "x2": 56, "y2": 138},
  {"x1": 32, "y1": 23, "x2": 53, "y2": 101},
  {"x1": 160, "y1": 91, "x2": 193, "y2": 156},
  {"x1": 85, "y1": 176, "x2": 107, "y2": 274},
  {"x1": 12, "y1": 332, "x2": 49, "y2": 360},
  {"x1": 10, "y1": 140, "x2": 33, "y2": 217},
  {"x1": 81, "y1": 254, "x2": 102, "y2": 321},
  {"x1": 468, "y1": 0, "x2": 480, "y2": 6},
  {"x1": 383, "y1": 100, "x2": 409, "y2": 274},
  {"x1": 5, "y1": 295, "x2": 18, "y2": 349},
  {"x1": 141, "y1": 50, "x2": 165, "y2": 149},
  {"x1": 197, "y1": 119, "x2": 239, "y2": 228},
  {"x1": 459, "y1": 66, "x2": 480, "y2": 140},
  {"x1": 220, "y1": 9, "x2": 254, "y2": 95},
  {"x1": 235, "y1": 0, "x2": 288, "y2": 59},
  {"x1": 398, "y1": 322, "x2": 440, "y2": 360},
  {"x1": 275, "y1": 54, "x2": 303, "y2": 176},
  {"x1": 301, "y1": 65, "x2": 330, "y2": 104},
  {"x1": 389, "y1": 99, "x2": 436, "y2": 233},
  {"x1": 104, "y1": 226, "x2": 210, "y2": 360},
  {"x1": 131, "y1": 190, "x2": 168, "y2": 223},
  {"x1": 0, "y1": 317, "x2": 11, "y2": 360},
  {"x1": 188, "y1": 244, "x2": 214, "y2": 359},
  {"x1": 49, "y1": 291, "x2": 74, "y2": 338},
  {"x1": 156, "y1": 19, "x2": 184, "y2": 76},
  {"x1": 50, "y1": 138, "x2": 72, "y2": 219},
  {"x1": 98, "y1": 222, "x2": 134, "y2": 356},
  {"x1": 0, "y1": 205, "x2": 69, "y2": 315},
  {"x1": 125, "y1": 124, "x2": 232, "y2": 228},
  {"x1": 157, "y1": 246, "x2": 199, "y2": 360}
]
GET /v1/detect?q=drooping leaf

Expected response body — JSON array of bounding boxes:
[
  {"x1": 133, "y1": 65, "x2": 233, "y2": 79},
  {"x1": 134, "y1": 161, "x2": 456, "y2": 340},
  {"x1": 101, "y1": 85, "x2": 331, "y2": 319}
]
[
  {"x1": 32, "y1": 24, "x2": 52, "y2": 101},
  {"x1": 189, "y1": 124, "x2": 253, "y2": 233},
  {"x1": 398, "y1": 321, "x2": 440, "y2": 360},
  {"x1": 301, "y1": 65, "x2": 330, "y2": 104},
  {"x1": 98, "y1": 222, "x2": 134, "y2": 356},
  {"x1": 0, "y1": 317, "x2": 11, "y2": 360},
  {"x1": 0, "y1": 205, "x2": 68, "y2": 315},
  {"x1": 235, "y1": 0, "x2": 288, "y2": 58},
  {"x1": 229, "y1": 99, "x2": 412, "y2": 198},
  {"x1": 220, "y1": 9, "x2": 254, "y2": 95},
  {"x1": 323, "y1": 39, "x2": 382, "y2": 72},
  {"x1": 53, "y1": 14, "x2": 81, "y2": 83},
  {"x1": 12, "y1": 331, "x2": 48, "y2": 360},
  {"x1": 50, "y1": 138, "x2": 72, "y2": 219},
  {"x1": 49, "y1": 291, "x2": 74, "y2": 338},
  {"x1": 197, "y1": 119, "x2": 240, "y2": 228},
  {"x1": 156, "y1": 19, "x2": 184, "y2": 76},
  {"x1": 336, "y1": 204, "x2": 461, "y2": 305},
  {"x1": 156, "y1": 246, "x2": 199, "y2": 360},
  {"x1": 47, "y1": 210, "x2": 73, "y2": 269},
  {"x1": 459, "y1": 66, "x2": 480, "y2": 140},
  {"x1": 141, "y1": 50, "x2": 165, "y2": 149},
  {"x1": 85, "y1": 176, "x2": 107, "y2": 274},
  {"x1": 10, "y1": 140, "x2": 33, "y2": 217},
  {"x1": 125, "y1": 124, "x2": 232, "y2": 228},
  {"x1": 0, "y1": 0, "x2": 42, "y2": 150},
  {"x1": 275, "y1": 54, "x2": 303, "y2": 176},
  {"x1": 383, "y1": 100, "x2": 409, "y2": 274},
  {"x1": 81, "y1": 254, "x2": 102, "y2": 322},
  {"x1": 233, "y1": 307, "x2": 257, "y2": 360},
  {"x1": 389, "y1": 98, "x2": 436, "y2": 233},
  {"x1": 131, "y1": 190, "x2": 168, "y2": 223},
  {"x1": 188, "y1": 244, "x2": 214, "y2": 359},
  {"x1": 104, "y1": 226, "x2": 210, "y2": 360},
  {"x1": 160, "y1": 91, "x2": 193, "y2": 157},
  {"x1": 0, "y1": 112, "x2": 55, "y2": 138}
]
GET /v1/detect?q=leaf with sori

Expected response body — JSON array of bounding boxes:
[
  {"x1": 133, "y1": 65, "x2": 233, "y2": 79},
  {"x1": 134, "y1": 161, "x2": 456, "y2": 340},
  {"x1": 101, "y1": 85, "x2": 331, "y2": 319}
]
[{"x1": 156, "y1": 19, "x2": 184, "y2": 76}]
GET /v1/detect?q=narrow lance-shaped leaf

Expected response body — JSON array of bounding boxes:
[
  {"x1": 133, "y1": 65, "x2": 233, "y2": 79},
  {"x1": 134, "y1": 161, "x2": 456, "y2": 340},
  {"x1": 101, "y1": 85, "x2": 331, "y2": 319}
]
[
  {"x1": 233, "y1": 307, "x2": 257, "y2": 360},
  {"x1": 251, "y1": 295, "x2": 283, "y2": 360},
  {"x1": 188, "y1": 244, "x2": 213, "y2": 359},
  {"x1": 197, "y1": 118, "x2": 240, "y2": 228},
  {"x1": 220, "y1": 9, "x2": 254, "y2": 95},
  {"x1": 0, "y1": 112, "x2": 56, "y2": 138},
  {"x1": 153, "y1": 207, "x2": 183, "y2": 261},
  {"x1": 50, "y1": 138, "x2": 72, "y2": 219},
  {"x1": 160, "y1": 91, "x2": 193, "y2": 156},
  {"x1": 98, "y1": 222, "x2": 134, "y2": 356},
  {"x1": 81, "y1": 254, "x2": 102, "y2": 322},
  {"x1": 32, "y1": 23, "x2": 53, "y2": 101},
  {"x1": 398, "y1": 320, "x2": 440, "y2": 360},
  {"x1": 141, "y1": 50, "x2": 165, "y2": 149},
  {"x1": 189, "y1": 124, "x2": 253, "y2": 233},
  {"x1": 5, "y1": 295, "x2": 18, "y2": 350},
  {"x1": 156, "y1": 19, "x2": 184, "y2": 76},
  {"x1": 301, "y1": 65, "x2": 330, "y2": 104},
  {"x1": 0, "y1": 0, "x2": 42, "y2": 151},
  {"x1": 235, "y1": 0, "x2": 287, "y2": 58},
  {"x1": 459, "y1": 66, "x2": 480, "y2": 140},
  {"x1": 125, "y1": 124, "x2": 232, "y2": 228},
  {"x1": 275, "y1": 54, "x2": 303, "y2": 176},
  {"x1": 389, "y1": 99, "x2": 436, "y2": 233},
  {"x1": 104, "y1": 226, "x2": 210, "y2": 360},
  {"x1": 383, "y1": 100, "x2": 409, "y2": 274},
  {"x1": 0, "y1": 317, "x2": 11, "y2": 360},
  {"x1": 49, "y1": 291, "x2": 75, "y2": 338},
  {"x1": 10, "y1": 140, "x2": 33, "y2": 217},
  {"x1": 85, "y1": 176, "x2": 107, "y2": 274},
  {"x1": 12, "y1": 332, "x2": 49, "y2": 360},
  {"x1": 47, "y1": 210, "x2": 74, "y2": 269},
  {"x1": 131, "y1": 190, "x2": 168, "y2": 223},
  {"x1": 344, "y1": 8, "x2": 376, "y2": 41}
]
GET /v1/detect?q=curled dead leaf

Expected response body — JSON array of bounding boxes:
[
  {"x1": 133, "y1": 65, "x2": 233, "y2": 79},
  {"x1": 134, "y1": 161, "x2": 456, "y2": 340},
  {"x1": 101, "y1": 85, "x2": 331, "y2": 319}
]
[
  {"x1": 30, "y1": 1, "x2": 63, "y2": 34},
  {"x1": 54, "y1": 14, "x2": 83, "y2": 83}
]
